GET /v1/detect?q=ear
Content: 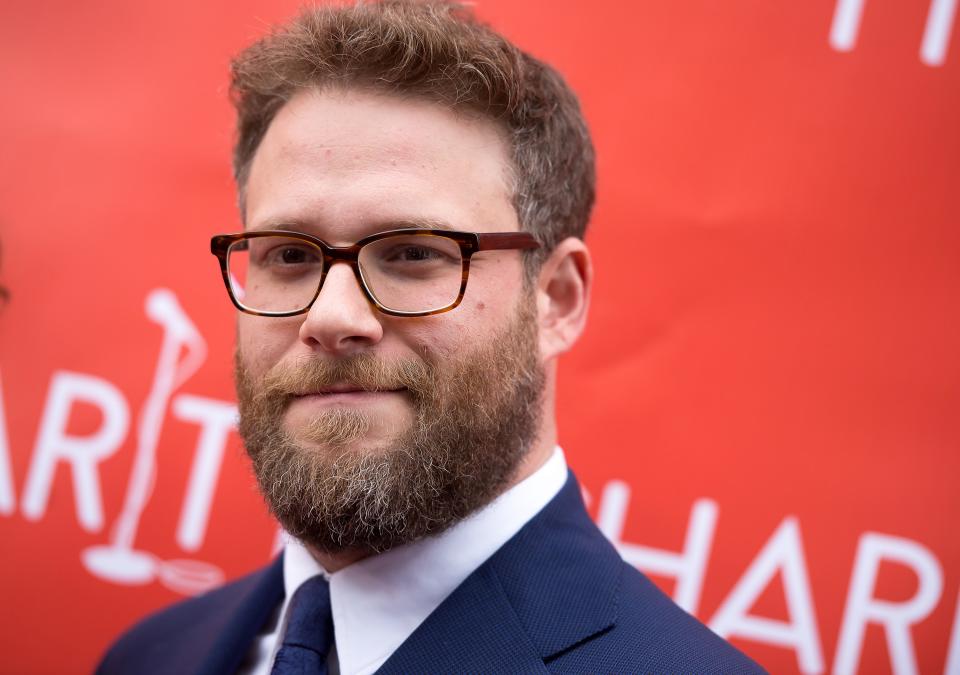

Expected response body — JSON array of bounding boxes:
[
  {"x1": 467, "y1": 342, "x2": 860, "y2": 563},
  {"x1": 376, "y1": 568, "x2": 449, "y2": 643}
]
[{"x1": 536, "y1": 237, "x2": 592, "y2": 361}]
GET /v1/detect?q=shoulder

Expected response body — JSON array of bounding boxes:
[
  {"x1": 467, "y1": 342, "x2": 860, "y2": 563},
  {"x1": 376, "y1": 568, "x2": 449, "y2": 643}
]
[
  {"x1": 95, "y1": 560, "x2": 283, "y2": 675},
  {"x1": 550, "y1": 561, "x2": 765, "y2": 673},
  {"x1": 498, "y1": 471, "x2": 766, "y2": 672}
]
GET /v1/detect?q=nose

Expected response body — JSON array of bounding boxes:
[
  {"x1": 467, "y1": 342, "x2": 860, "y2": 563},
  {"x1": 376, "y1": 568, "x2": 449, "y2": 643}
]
[{"x1": 298, "y1": 262, "x2": 384, "y2": 355}]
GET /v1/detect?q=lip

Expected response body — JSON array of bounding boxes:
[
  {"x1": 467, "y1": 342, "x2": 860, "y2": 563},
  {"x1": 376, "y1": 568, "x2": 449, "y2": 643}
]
[
  {"x1": 297, "y1": 390, "x2": 402, "y2": 398},
  {"x1": 295, "y1": 385, "x2": 406, "y2": 396},
  {"x1": 289, "y1": 388, "x2": 407, "y2": 407}
]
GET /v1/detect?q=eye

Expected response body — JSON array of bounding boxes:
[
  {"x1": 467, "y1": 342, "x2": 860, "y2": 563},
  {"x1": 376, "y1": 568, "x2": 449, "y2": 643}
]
[
  {"x1": 377, "y1": 239, "x2": 460, "y2": 265},
  {"x1": 359, "y1": 235, "x2": 462, "y2": 279},
  {"x1": 390, "y1": 245, "x2": 447, "y2": 262},
  {"x1": 263, "y1": 244, "x2": 320, "y2": 266}
]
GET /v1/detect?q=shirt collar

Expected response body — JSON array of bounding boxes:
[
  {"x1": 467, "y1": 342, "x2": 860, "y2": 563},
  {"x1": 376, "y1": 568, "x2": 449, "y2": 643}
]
[{"x1": 282, "y1": 446, "x2": 568, "y2": 675}]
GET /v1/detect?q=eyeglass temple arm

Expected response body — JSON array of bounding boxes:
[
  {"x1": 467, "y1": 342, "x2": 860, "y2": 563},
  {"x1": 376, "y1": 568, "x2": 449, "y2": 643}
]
[{"x1": 475, "y1": 232, "x2": 540, "y2": 251}]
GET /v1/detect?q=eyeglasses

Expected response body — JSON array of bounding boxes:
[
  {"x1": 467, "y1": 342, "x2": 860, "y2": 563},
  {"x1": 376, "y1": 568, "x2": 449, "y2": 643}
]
[{"x1": 210, "y1": 228, "x2": 540, "y2": 317}]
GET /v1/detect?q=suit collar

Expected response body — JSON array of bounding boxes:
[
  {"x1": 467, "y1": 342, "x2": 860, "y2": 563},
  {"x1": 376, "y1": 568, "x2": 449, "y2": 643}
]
[
  {"x1": 182, "y1": 470, "x2": 620, "y2": 674},
  {"x1": 378, "y1": 471, "x2": 622, "y2": 672},
  {"x1": 487, "y1": 469, "x2": 623, "y2": 659},
  {"x1": 287, "y1": 446, "x2": 569, "y2": 675},
  {"x1": 195, "y1": 554, "x2": 285, "y2": 675}
]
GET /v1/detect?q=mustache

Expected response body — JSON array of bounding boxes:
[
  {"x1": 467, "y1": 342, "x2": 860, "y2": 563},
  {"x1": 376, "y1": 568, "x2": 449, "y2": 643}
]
[{"x1": 256, "y1": 353, "x2": 433, "y2": 401}]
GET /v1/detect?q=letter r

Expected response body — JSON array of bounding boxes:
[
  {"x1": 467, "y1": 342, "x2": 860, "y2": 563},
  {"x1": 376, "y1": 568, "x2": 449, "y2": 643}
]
[
  {"x1": 21, "y1": 371, "x2": 129, "y2": 531},
  {"x1": 833, "y1": 532, "x2": 944, "y2": 675}
]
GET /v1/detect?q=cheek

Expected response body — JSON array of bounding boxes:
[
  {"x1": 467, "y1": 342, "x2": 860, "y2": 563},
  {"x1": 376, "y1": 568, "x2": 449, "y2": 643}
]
[
  {"x1": 405, "y1": 302, "x2": 509, "y2": 358},
  {"x1": 237, "y1": 316, "x2": 298, "y2": 374},
  {"x1": 389, "y1": 315, "x2": 467, "y2": 360}
]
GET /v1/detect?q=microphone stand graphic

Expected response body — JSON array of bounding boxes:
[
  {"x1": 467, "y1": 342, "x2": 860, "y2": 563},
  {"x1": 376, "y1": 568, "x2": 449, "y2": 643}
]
[{"x1": 83, "y1": 289, "x2": 224, "y2": 595}]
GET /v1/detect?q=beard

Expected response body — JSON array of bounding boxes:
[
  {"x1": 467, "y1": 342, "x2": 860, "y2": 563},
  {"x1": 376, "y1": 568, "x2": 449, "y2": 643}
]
[{"x1": 235, "y1": 294, "x2": 545, "y2": 556}]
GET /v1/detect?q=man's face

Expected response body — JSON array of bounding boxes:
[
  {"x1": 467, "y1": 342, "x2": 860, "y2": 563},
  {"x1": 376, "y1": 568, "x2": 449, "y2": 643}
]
[{"x1": 235, "y1": 87, "x2": 545, "y2": 554}]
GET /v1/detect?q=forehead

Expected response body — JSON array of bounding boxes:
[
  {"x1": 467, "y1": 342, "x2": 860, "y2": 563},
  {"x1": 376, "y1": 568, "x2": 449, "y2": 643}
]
[{"x1": 244, "y1": 87, "x2": 518, "y2": 242}]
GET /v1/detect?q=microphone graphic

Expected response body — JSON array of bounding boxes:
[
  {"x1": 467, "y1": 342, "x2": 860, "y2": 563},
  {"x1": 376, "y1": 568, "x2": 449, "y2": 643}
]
[{"x1": 83, "y1": 289, "x2": 224, "y2": 595}]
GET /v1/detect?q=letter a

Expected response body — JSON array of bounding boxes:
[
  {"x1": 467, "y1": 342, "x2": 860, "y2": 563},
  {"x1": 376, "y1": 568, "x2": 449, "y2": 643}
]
[{"x1": 709, "y1": 517, "x2": 824, "y2": 674}]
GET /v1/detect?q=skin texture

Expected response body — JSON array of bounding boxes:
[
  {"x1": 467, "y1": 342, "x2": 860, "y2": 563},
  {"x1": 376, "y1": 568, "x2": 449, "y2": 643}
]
[{"x1": 238, "y1": 87, "x2": 593, "y2": 571}]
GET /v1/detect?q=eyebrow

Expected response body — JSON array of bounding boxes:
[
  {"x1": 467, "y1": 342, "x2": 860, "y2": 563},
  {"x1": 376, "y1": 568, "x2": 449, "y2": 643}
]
[
  {"x1": 247, "y1": 217, "x2": 455, "y2": 236},
  {"x1": 374, "y1": 218, "x2": 451, "y2": 231}
]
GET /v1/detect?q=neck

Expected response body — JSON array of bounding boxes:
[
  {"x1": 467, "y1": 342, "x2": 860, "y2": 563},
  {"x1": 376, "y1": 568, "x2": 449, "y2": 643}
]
[{"x1": 306, "y1": 546, "x2": 371, "y2": 574}]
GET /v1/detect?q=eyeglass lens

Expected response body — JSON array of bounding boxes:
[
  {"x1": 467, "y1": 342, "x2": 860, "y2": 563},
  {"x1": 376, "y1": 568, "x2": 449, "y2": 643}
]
[{"x1": 226, "y1": 233, "x2": 464, "y2": 314}]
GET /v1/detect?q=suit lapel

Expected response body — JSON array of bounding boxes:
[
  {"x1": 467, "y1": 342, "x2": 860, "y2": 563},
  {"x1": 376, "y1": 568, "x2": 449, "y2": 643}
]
[
  {"x1": 377, "y1": 471, "x2": 622, "y2": 672},
  {"x1": 193, "y1": 554, "x2": 285, "y2": 675}
]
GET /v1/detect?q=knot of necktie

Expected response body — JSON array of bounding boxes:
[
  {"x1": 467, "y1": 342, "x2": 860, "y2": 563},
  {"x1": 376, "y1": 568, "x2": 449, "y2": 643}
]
[{"x1": 271, "y1": 575, "x2": 334, "y2": 675}]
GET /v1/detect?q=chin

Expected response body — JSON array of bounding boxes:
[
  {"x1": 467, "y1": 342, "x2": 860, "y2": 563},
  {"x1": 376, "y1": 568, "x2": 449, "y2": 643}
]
[{"x1": 283, "y1": 416, "x2": 406, "y2": 456}]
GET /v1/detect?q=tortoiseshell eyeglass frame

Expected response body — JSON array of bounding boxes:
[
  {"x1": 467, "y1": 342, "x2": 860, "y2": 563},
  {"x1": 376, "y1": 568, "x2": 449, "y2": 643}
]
[{"x1": 210, "y1": 227, "x2": 540, "y2": 318}]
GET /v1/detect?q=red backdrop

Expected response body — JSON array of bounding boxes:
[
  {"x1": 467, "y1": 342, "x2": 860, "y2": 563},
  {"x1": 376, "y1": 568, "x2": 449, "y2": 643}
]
[{"x1": 1, "y1": 1, "x2": 957, "y2": 673}]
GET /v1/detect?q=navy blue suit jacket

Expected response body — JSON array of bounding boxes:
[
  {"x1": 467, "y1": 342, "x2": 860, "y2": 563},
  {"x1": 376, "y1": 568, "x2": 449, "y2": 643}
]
[{"x1": 96, "y1": 472, "x2": 765, "y2": 673}]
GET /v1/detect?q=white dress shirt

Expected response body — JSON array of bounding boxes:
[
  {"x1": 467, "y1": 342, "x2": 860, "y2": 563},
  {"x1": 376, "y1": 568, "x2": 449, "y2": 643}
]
[{"x1": 240, "y1": 446, "x2": 568, "y2": 675}]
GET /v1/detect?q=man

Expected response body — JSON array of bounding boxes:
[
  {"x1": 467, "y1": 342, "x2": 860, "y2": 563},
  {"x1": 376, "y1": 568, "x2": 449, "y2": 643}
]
[{"x1": 98, "y1": 2, "x2": 764, "y2": 673}]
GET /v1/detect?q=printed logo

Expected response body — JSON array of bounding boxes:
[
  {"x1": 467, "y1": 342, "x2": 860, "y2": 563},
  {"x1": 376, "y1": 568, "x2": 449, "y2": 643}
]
[{"x1": 11, "y1": 289, "x2": 239, "y2": 595}]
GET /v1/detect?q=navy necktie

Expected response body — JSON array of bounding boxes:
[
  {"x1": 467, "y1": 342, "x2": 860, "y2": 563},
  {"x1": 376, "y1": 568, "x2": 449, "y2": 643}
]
[{"x1": 271, "y1": 575, "x2": 335, "y2": 675}]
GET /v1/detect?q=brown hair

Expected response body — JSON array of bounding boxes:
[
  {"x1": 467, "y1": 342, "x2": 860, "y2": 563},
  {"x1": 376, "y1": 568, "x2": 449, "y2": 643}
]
[{"x1": 229, "y1": 0, "x2": 595, "y2": 270}]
